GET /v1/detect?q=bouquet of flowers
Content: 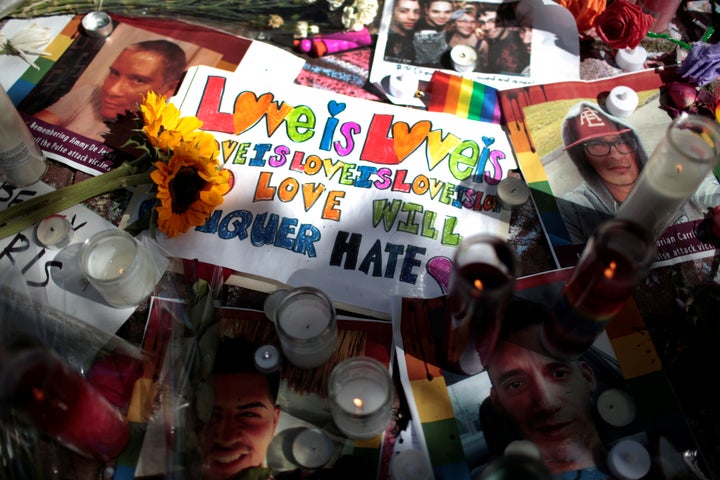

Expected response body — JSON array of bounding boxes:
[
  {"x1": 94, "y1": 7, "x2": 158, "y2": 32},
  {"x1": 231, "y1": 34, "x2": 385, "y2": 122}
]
[
  {"x1": 0, "y1": 92, "x2": 231, "y2": 241},
  {"x1": 6, "y1": 0, "x2": 379, "y2": 32}
]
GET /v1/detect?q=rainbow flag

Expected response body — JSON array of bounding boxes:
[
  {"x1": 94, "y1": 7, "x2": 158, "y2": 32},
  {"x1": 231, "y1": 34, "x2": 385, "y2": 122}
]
[{"x1": 427, "y1": 71, "x2": 501, "y2": 124}]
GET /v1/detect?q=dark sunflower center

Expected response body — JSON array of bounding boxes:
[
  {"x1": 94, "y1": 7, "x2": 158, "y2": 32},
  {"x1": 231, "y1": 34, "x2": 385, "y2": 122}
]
[{"x1": 169, "y1": 166, "x2": 205, "y2": 214}]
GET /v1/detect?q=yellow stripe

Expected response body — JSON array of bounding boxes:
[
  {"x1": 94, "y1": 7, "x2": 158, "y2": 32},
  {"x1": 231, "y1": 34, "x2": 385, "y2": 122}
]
[{"x1": 455, "y1": 78, "x2": 473, "y2": 118}]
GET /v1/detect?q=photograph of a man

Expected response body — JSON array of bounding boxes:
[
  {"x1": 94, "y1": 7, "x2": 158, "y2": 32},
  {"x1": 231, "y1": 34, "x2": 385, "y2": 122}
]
[
  {"x1": 483, "y1": 320, "x2": 604, "y2": 473},
  {"x1": 475, "y1": 298, "x2": 636, "y2": 477},
  {"x1": 384, "y1": 0, "x2": 420, "y2": 63},
  {"x1": 35, "y1": 39, "x2": 186, "y2": 142},
  {"x1": 413, "y1": 0, "x2": 453, "y2": 67},
  {"x1": 476, "y1": 4, "x2": 530, "y2": 75},
  {"x1": 556, "y1": 101, "x2": 720, "y2": 244},
  {"x1": 199, "y1": 337, "x2": 281, "y2": 480},
  {"x1": 557, "y1": 102, "x2": 644, "y2": 243}
]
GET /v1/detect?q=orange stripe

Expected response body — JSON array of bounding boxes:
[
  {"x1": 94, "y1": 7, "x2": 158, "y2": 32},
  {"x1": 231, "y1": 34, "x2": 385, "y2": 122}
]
[{"x1": 445, "y1": 74, "x2": 463, "y2": 115}]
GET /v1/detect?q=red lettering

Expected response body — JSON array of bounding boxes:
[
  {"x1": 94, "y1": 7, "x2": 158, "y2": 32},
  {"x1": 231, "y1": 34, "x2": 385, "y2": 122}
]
[
  {"x1": 196, "y1": 76, "x2": 235, "y2": 133},
  {"x1": 359, "y1": 114, "x2": 400, "y2": 165}
]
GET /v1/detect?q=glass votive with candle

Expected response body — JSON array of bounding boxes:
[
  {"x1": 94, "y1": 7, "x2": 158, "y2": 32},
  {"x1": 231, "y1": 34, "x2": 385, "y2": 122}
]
[
  {"x1": 79, "y1": 229, "x2": 159, "y2": 308},
  {"x1": 0, "y1": 85, "x2": 47, "y2": 187},
  {"x1": 442, "y1": 234, "x2": 517, "y2": 375},
  {"x1": 0, "y1": 339, "x2": 130, "y2": 462},
  {"x1": 541, "y1": 219, "x2": 655, "y2": 358},
  {"x1": 328, "y1": 357, "x2": 393, "y2": 440},
  {"x1": 275, "y1": 286, "x2": 337, "y2": 369},
  {"x1": 616, "y1": 114, "x2": 720, "y2": 241}
]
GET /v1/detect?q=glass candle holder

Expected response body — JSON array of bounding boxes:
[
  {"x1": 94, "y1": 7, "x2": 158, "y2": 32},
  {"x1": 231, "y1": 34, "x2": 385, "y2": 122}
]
[
  {"x1": 0, "y1": 86, "x2": 47, "y2": 187},
  {"x1": 542, "y1": 219, "x2": 655, "y2": 358},
  {"x1": 442, "y1": 235, "x2": 517, "y2": 375},
  {"x1": 0, "y1": 341, "x2": 130, "y2": 461},
  {"x1": 328, "y1": 357, "x2": 393, "y2": 440},
  {"x1": 275, "y1": 286, "x2": 337, "y2": 369},
  {"x1": 79, "y1": 229, "x2": 159, "y2": 308},
  {"x1": 616, "y1": 114, "x2": 720, "y2": 241}
]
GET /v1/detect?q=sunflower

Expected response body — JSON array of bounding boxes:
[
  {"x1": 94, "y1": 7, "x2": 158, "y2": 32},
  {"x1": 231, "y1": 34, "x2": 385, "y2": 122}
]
[
  {"x1": 0, "y1": 90, "x2": 230, "y2": 241},
  {"x1": 140, "y1": 91, "x2": 204, "y2": 152},
  {"x1": 151, "y1": 142, "x2": 231, "y2": 238}
]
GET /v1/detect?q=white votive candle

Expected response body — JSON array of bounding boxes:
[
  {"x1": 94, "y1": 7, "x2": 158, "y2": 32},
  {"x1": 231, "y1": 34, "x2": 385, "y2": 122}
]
[
  {"x1": 597, "y1": 388, "x2": 636, "y2": 427},
  {"x1": 0, "y1": 86, "x2": 47, "y2": 187},
  {"x1": 35, "y1": 215, "x2": 73, "y2": 250},
  {"x1": 497, "y1": 176, "x2": 530, "y2": 209},
  {"x1": 451, "y1": 45, "x2": 477, "y2": 72},
  {"x1": 79, "y1": 229, "x2": 159, "y2": 308},
  {"x1": 615, "y1": 46, "x2": 647, "y2": 72},
  {"x1": 329, "y1": 357, "x2": 393, "y2": 440},
  {"x1": 388, "y1": 73, "x2": 419, "y2": 99},
  {"x1": 254, "y1": 345, "x2": 281, "y2": 374},
  {"x1": 606, "y1": 86, "x2": 638, "y2": 118},
  {"x1": 607, "y1": 439, "x2": 651, "y2": 480},
  {"x1": 291, "y1": 428, "x2": 333, "y2": 469},
  {"x1": 617, "y1": 114, "x2": 720, "y2": 240},
  {"x1": 275, "y1": 287, "x2": 337, "y2": 369},
  {"x1": 82, "y1": 12, "x2": 114, "y2": 38}
]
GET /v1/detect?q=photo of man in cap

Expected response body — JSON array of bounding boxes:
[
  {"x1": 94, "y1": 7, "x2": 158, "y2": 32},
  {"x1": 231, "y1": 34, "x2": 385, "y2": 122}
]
[{"x1": 556, "y1": 101, "x2": 720, "y2": 244}]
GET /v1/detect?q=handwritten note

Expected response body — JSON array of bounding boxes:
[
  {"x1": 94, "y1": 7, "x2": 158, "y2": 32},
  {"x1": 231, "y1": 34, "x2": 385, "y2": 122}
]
[{"x1": 134, "y1": 66, "x2": 517, "y2": 313}]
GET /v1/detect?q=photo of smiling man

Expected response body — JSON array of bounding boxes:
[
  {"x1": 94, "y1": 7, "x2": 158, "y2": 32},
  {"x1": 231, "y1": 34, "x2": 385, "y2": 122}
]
[{"x1": 200, "y1": 337, "x2": 280, "y2": 480}]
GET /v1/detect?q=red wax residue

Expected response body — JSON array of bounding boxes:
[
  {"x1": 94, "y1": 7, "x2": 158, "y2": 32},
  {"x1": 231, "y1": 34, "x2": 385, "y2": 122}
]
[
  {"x1": 4, "y1": 348, "x2": 130, "y2": 462},
  {"x1": 443, "y1": 262, "x2": 512, "y2": 369},
  {"x1": 564, "y1": 247, "x2": 636, "y2": 319}
]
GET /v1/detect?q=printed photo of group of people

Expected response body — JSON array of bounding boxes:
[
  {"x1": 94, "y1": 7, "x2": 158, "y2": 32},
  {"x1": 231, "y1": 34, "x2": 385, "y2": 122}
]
[{"x1": 384, "y1": 0, "x2": 531, "y2": 76}]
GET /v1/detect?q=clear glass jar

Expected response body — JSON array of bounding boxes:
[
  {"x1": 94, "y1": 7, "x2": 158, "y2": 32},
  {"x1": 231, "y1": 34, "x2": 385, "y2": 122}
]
[
  {"x1": 79, "y1": 229, "x2": 158, "y2": 308},
  {"x1": 0, "y1": 86, "x2": 47, "y2": 186},
  {"x1": 328, "y1": 357, "x2": 393, "y2": 440},
  {"x1": 275, "y1": 286, "x2": 337, "y2": 369}
]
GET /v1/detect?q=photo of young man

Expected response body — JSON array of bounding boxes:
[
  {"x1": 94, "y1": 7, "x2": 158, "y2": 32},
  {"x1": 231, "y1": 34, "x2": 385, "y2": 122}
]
[
  {"x1": 34, "y1": 39, "x2": 187, "y2": 142},
  {"x1": 200, "y1": 337, "x2": 281, "y2": 480},
  {"x1": 384, "y1": 0, "x2": 421, "y2": 63},
  {"x1": 556, "y1": 102, "x2": 720, "y2": 243},
  {"x1": 413, "y1": 0, "x2": 453, "y2": 67},
  {"x1": 476, "y1": 4, "x2": 530, "y2": 75}
]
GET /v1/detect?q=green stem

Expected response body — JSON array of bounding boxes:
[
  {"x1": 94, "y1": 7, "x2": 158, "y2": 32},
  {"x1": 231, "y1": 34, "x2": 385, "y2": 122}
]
[
  {"x1": 701, "y1": 26, "x2": 715, "y2": 43},
  {"x1": 646, "y1": 31, "x2": 693, "y2": 51},
  {"x1": 0, "y1": 164, "x2": 153, "y2": 241}
]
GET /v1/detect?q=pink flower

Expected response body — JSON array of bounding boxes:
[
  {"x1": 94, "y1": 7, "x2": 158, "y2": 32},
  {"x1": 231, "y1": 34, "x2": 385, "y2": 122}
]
[
  {"x1": 659, "y1": 82, "x2": 719, "y2": 120},
  {"x1": 594, "y1": 0, "x2": 654, "y2": 50}
]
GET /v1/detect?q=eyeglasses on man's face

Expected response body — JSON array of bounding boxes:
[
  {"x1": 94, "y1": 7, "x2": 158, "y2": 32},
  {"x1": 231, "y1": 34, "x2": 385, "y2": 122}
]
[{"x1": 583, "y1": 137, "x2": 638, "y2": 156}]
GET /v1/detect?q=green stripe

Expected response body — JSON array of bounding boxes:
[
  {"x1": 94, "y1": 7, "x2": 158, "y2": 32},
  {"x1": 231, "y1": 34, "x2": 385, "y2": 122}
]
[{"x1": 467, "y1": 82, "x2": 486, "y2": 121}]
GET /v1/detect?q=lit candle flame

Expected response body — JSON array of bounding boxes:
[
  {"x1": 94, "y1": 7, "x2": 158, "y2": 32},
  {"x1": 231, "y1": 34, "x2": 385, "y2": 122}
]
[
  {"x1": 32, "y1": 387, "x2": 45, "y2": 401},
  {"x1": 473, "y1": 278, "x2": 484, "y2": 290},
  {"x1": 118, "y1": 267, "x2": 126, "y2": 275},
  {"x1": 353, "y1": 397, "x2": 363, "y2": 413},
  {"x1": 603, "y1": 261, "x2": 617, "y2": 279},
  {"x1": 676, "y1": 164, "x2": 683, "y2": 174}
]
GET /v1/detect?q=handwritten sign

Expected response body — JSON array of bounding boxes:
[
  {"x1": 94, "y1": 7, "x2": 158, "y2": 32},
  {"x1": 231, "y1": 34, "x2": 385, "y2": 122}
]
[
  {"x1": 143, "y1": 66, "x2": 517, "y2": 313},
  {"x1": 0, "y1": 182, "x2": 140, "y2": 334}
]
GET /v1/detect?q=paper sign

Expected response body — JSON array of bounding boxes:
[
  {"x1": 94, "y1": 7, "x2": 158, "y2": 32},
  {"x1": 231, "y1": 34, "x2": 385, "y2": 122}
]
[
  {"x1": 133, "y1": 65, "x2": 517, "y2": 314},
  {"x1": 0, "y1": 182, "x2": 148, "y2": 334}
]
